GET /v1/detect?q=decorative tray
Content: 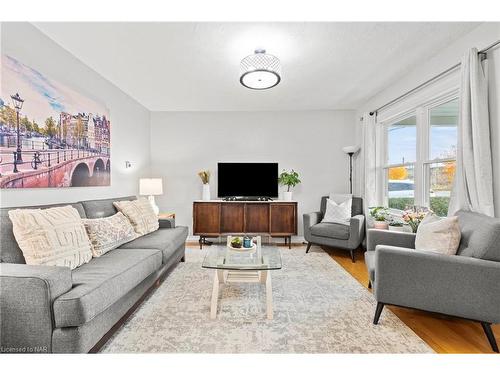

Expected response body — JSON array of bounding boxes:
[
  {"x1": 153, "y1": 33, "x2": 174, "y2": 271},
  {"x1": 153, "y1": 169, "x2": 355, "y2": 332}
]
[{"x1": 227, "y1": 243, "x2": 257, "y2": 252}]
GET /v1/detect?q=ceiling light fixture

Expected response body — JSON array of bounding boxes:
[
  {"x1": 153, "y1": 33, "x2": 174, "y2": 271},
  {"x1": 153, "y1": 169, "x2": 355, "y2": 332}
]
[{"x1": 240, "y1": 49, "x2": 281, "y2": 90}]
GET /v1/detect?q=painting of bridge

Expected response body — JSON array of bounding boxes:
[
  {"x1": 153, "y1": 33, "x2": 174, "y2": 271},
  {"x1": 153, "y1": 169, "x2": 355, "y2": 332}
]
[{"x1": 0, "y1": 54, "x2": 111, "y2": 188}]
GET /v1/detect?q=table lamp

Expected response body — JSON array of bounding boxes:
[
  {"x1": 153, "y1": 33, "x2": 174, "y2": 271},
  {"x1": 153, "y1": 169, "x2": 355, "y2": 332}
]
[{"x1": 139, "y1": 178, "x2": 163, "y2": 215}]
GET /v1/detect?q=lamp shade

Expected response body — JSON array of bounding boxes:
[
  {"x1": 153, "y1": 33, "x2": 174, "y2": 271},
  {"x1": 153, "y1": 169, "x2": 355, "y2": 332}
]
[
  {"x1": 139, "y1": 178, "x2": 163, "y2": 196},
  {"x1": 342, "y1": 145, "x2": 360, "y2": 154},
  {"x1": 240, "y1": 49, "x2": 281, "y2": 90}
]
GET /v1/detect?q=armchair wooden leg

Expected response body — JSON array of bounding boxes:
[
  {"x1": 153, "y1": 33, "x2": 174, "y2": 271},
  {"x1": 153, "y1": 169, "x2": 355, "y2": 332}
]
[
  {"x1": 481, "y1": 322, "x2": 499, "y2": 353},
  {"x1": 373, "y1": 302, "x2": 384, "y2": 325},
  {"x1": 368, "y1": 280, "x2": 372, "y2": 289},
  {"x1": 305, "y1": 242, "x2": 312, "y2": 253},
  {"x1": 349, "y1": 249, "x2": 355, "y2": 263}
]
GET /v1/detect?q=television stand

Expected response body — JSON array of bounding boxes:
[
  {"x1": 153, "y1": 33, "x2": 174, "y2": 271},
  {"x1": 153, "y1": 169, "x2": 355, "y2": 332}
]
[
  {"x1": 222, "y1": 196, "x2": 273, "y2": 201},
  {"x1": 193, "y1": 200, "x2": 297, "y2": 249}
]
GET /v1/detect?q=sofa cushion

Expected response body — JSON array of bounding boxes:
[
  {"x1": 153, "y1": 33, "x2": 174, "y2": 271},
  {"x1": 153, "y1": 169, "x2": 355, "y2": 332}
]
[
  {"x1": 83, "y1": 212, "x2": 137, "y2": 257},
  {"x1": 321, "y1": 196, "x2": 363, "y2": 217},
  {"x1": 113, "y1": 197, "x2": 159, "y2": 236},
  {"x1": 80, "y1": 196, "x2": 136, "y2": 219},
  {"x1": 310, "y1": 222, "x2": 350, "y2": 240},
  {"x1": 8, "y1": 206, "x2": 92, "y2": 270},
  {"x1": 0, "y1": 203, "x2": 86, "y2": 264},
  {"x1": 119, "y1": 226, "x2": 188, "y2": 264},
  {"x1": 53, "y1": 247, "x2": 162, "y2": 328},
  {"x1": 456, "y1": 210, "x2": 500, "y2": 261}
]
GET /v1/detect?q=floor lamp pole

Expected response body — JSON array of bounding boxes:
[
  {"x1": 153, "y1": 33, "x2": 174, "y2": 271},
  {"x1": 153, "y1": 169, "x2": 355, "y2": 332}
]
[{"x1": 348, "y1": 152, "x2": 354, "y2": 194}]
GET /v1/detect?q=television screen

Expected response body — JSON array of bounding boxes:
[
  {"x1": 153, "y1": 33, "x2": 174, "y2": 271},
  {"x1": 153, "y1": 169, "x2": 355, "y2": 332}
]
[{"x1": 217, "y1": 163, "x2": 278, "y2": 198}]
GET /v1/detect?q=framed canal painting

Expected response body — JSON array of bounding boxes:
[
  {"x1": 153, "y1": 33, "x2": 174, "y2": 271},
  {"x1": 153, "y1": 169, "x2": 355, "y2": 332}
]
[{"x1": 0, "y1": 54, "x2": 111, "y2": 188}]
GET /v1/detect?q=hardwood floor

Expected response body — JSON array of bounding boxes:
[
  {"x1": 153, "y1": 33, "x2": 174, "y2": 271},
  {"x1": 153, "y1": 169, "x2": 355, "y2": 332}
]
[
  {"x1": 186, "y1": 240, "x2": 499, "y2": 353},
  {"x1": 322, "y1": 245, "x2": 500, "y2": 354}
]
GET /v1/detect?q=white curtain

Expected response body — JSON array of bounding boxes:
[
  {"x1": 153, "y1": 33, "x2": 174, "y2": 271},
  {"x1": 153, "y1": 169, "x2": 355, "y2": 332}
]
[
  {"x1": 449, "y1": 48, "x2": 495, "y2": 217},
  {"x1": 361, "y1": 113, "x2": 377, "y2": 213}
]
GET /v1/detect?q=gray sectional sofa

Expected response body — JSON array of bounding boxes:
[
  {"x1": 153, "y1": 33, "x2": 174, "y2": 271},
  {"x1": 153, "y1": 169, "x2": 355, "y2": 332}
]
[{"x1": 0, "y1": 196, "x2": 188, "y2": 353}]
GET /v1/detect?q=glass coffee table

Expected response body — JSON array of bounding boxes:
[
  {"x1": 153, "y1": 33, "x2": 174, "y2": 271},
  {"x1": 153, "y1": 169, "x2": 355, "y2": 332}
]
[{"x1": 202, "y1": 236, "x2": 282, "y2": 320}]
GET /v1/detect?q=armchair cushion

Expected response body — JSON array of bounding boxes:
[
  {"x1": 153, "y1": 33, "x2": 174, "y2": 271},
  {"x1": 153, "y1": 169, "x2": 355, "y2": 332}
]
[{"x1": 310, "y1": 222, "x2": 350, "y2": 240}]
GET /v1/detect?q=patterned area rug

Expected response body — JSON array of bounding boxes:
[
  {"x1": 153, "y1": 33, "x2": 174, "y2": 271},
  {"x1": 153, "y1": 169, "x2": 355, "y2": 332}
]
[{"x1": 101, "y1": 245, "x2": 433, "y2": 353}]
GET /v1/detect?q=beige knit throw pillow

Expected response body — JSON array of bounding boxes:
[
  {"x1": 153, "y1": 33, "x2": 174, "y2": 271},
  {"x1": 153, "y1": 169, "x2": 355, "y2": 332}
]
[
  {"x1": 415, "y1": 214, "x2": 461, "y2": 255},
  {"x1": 8, "y1": 205, "x2": 92, "y2": 269},
  {"x1": 113, "y1": 197, "x2": 159, "y2": 236}
]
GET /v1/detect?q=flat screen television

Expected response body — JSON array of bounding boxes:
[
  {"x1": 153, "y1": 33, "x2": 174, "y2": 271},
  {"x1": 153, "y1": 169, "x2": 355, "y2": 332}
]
[{"x1": 217, "y1": 163, "x2": 278, "y2": 198}]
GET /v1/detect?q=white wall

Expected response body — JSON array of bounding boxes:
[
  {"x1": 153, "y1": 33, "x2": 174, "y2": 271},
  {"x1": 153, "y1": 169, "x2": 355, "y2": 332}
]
[
  {"x1": 355, "y1": 22, "x2": 500, "y2": 216},
  {"x1": 0, "y1": 23, "x2": 151, "y2": 207},
  {"x1": 150, "y1": 110, "x2": 357, "y2": 238}
]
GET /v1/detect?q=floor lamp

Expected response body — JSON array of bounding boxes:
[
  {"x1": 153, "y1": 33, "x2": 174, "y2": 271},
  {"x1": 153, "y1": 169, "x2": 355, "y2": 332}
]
[{"x1": 342, "y1": 145, "x2": 360, "y2": 194}]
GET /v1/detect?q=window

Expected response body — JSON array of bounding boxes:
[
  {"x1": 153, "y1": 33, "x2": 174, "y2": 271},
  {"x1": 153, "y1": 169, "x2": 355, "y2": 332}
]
[
  {"x1": 385, "y1": 115, "x2": 416, "y2": 210},
  {"x1": 426, "y1": 98, "x2": 458, "y2": 216},
  {"x1": 381, "y1": 95, "x2": 458, "y2": 215}
]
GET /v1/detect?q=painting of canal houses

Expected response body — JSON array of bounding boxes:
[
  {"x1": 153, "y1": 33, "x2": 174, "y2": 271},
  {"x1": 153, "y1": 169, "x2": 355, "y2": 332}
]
[{"x1": 0, "y1": 54, "x2": 110, "y2": 188}]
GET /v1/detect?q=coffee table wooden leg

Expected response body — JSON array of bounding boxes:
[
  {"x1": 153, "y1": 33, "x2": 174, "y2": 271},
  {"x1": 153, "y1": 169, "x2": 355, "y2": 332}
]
[{"x1": 210, "y1": 270, "x2": 220, "y2": 319}]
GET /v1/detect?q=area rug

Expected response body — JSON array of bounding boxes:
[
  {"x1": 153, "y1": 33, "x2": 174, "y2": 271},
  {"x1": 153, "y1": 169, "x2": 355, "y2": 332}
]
[{"x1": 101, "y1": 245, "x2": 433, "y2": 353}]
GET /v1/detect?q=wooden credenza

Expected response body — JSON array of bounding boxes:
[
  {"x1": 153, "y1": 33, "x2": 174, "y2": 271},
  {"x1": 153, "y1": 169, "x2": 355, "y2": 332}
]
[{"x1": 193, "y1": 201, "x2": 298, "y2": 248}]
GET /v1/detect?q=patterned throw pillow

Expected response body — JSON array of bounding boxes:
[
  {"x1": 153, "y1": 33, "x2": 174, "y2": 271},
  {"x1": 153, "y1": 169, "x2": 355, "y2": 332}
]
[
  {"x1": 82, "y1": 212, "x2": 137, "y2": 257},
  {"x1": 322, "y1": 198, "x2": 352, "y2": 224},
  {"x1": 113, "y1": 197, "x2": 159, "y2": 236},
  {"x1": 415, "y1": 214, "x2": 461, "y2": 255},
  {"x1": 8, "y1": 205, "x2": 92, "y2": 270}
]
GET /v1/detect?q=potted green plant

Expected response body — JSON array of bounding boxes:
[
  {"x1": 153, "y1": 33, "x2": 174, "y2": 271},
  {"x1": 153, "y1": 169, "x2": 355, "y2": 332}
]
[
  {"x1": 388, "y1": 219, "x2": 405, "y2": 232},
  {"x1": 369, "y1": 207, "x2": 389, "y2": 229},
  {"x1": 278, "y1": 169, "x2": 301, "y2": 201}
]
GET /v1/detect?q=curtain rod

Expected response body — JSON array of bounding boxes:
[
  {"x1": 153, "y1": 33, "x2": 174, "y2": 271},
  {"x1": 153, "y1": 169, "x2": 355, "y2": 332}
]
[{"x1": 369, "y1": 39, "x2": 500, "y2": 116}]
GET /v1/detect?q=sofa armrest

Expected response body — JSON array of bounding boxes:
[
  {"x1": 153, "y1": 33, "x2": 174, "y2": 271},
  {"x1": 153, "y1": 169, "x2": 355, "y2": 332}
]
[
  {"x1": 374, "y1": 246, "x2": 500, "y2": 323},
  {"x1": 349, "y1": 215, "x2": 365, "y2": 245},
  {"x1": 159, "y1": 217, "x2": 175, "y2": 229},
  {"x1": 0, "y1": 263, "x2": 72, "y2": 353},
  {"x1": 366, "y1": 229, "x2": 415, "y2": 251}
]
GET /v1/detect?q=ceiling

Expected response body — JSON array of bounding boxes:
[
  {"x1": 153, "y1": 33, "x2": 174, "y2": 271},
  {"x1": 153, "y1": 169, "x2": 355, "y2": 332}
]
[{"x1": 34, "y1": 22, "x2": 480, "y2": 111}]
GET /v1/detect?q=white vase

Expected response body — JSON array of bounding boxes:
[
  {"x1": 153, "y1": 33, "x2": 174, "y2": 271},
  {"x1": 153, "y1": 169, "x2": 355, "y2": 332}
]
[
  {"x1": 389, "y1": 225, "x2": 405, "y2": 232},
  {"x1": 283, "y1": 191, "x2": 293, "y2": 201},
  {"x1": 202, "y1": 184, "x2": 211, "y2": 201}
]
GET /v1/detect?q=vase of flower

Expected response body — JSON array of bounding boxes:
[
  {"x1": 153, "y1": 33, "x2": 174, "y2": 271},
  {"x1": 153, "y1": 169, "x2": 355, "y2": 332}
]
[
  {"x1": 198, "y1": 170, "x2": 211, "y2": 201},
  {"x1": 402, "y1": 206, "x2": 428, "y2": 233}
]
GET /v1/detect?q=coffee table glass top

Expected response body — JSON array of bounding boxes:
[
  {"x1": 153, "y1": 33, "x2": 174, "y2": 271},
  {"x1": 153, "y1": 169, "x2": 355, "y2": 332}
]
[{"x1": 202, "y1": 246, "x2": 282, "y2": 271}]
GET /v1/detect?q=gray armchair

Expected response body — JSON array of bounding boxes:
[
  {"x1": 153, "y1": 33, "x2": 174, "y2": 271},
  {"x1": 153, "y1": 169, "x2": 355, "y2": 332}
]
[
  {"x1": 365, "y1": 210, "x2": 500, "y2": 352},
  {"x1": 304, "y1": 196, "x2": 364, "y2": 262}
]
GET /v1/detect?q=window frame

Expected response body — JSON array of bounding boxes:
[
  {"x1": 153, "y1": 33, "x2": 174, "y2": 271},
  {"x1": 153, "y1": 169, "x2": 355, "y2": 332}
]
[{"x1": 378, "y1": 89, "x2": 459, "y2": 211}]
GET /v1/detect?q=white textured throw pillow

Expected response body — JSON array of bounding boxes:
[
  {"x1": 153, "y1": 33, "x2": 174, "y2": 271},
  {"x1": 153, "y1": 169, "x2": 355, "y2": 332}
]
[
  {"x1": 8, "y1": 205, "x2": 92, "y2": 269},
  {"x1": 113, "y1": 197, "x2": 159, "y2": 236},
  {"x1": 329, "y1": 193, "x2": 353, "y2": 205},
  {"x1": 82, "y1": 212, "x2": 137, "y2": 257},
  {"x1": 415, "y1": 214, "x2": 461, "y2": 255},
  {"x1": 322, "y1": 198, "x2": 352, "y2": 224}
]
